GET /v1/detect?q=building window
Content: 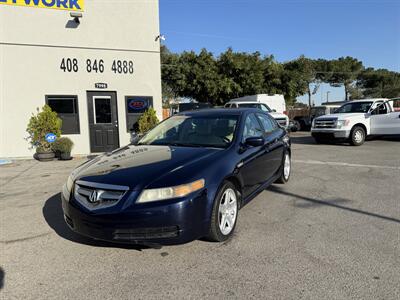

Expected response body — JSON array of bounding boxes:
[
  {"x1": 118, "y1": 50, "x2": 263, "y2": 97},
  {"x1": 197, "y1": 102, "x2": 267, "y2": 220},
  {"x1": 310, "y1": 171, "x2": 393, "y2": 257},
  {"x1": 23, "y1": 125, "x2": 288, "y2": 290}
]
[
  {"x1": 125, "y1": 96, "x2": 153, "y2": 132},
  {"x1": 46, "y1": 95, "x2": 80, "y2": 134}
]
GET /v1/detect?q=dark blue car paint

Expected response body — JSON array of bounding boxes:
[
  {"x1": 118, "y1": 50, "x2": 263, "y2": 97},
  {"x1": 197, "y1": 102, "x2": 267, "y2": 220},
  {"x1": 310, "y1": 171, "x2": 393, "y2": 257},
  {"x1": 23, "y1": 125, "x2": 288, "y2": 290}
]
[{"x1": 62, "y1": 108, "x2": 290, "y2": 245}]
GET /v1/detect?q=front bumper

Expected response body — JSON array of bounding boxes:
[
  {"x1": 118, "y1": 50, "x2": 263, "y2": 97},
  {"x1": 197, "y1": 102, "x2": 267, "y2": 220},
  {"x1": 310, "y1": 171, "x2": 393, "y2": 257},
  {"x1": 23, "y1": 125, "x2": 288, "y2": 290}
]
[
  {"x1": 61, "y1": 190, "x2": 210, "y2": 245},
  {"x1": 311, "y1": 129, "x2": 350, "y2": 139}
]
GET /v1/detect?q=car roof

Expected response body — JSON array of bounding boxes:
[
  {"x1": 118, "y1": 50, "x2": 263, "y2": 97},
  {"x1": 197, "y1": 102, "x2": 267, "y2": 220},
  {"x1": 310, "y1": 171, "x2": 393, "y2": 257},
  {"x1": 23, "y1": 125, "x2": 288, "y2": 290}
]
[
  {"x1": 178, "y1": 108, "x2": 261, "y2": 116},
  {"x1": 226, "y1": 101, "x2": 262, "y2": 104}
]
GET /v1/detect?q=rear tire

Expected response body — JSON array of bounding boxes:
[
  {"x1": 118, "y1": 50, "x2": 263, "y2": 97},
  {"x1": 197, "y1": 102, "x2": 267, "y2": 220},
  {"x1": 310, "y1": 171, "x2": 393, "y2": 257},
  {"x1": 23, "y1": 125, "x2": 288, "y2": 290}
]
[
  {"x1": 275, "y1": 151, "x2": 291, "y2": 184},
  {"x1": 206, "y1": 181, "x2": 239, "y2": 242},
  {"x1": 350, "y1": 126, "x2": 365, "y2": 146},
  {"x1": 292, "y1": 120, "x2": 301, "y2": 132}
]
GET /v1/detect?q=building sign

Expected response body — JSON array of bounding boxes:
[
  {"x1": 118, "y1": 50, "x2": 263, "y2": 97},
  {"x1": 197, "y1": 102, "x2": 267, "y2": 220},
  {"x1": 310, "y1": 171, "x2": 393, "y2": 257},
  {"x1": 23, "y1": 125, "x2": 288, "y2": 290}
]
[
  {"x1": 45, "y1": 133, "x2": 57, "y2": 143},
  {"x1": 0, "y1": 0, "x2": 84, "y2": 12},
  {"x1": 95, "y1": 83, "x2": 108, "y2": 89},
  {"x1": 128, "y1": 98, "x2": 149, "y2": 111}
]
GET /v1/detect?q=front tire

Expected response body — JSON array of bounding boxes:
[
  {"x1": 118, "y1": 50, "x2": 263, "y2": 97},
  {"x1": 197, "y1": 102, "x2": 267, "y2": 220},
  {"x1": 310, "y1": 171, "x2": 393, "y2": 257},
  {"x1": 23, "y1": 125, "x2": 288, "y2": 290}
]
[
  {"x1": 350, "y1": 126, "x2": 366, "y2": 146},
  {"x1": 206, "y1": 181, "x2": 239, "y2": 242},
  {"x1": 275, "y1": 151, "x2": 291, "y2": 184}
]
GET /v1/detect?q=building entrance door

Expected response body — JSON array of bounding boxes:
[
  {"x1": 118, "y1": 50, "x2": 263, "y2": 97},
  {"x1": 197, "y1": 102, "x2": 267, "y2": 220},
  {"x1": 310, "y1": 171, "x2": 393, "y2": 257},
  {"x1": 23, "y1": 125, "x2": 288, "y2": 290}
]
[{"x1": 87, "y1": 91, "x2": 120, "y2": 153}]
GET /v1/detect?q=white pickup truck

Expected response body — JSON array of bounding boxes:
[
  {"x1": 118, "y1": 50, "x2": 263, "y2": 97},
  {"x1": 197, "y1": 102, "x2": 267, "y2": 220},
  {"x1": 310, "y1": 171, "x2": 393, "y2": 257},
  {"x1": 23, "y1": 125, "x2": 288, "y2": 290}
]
[{"x1": 311, "y1": 99, "x2": 400, "y2": 146}]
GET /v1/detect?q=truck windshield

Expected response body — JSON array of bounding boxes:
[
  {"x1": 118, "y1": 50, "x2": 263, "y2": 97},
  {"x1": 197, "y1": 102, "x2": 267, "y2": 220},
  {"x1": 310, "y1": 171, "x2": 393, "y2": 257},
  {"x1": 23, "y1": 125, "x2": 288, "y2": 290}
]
[
  {"x1": 238, "y1": 103, "x2": 271, "y2": 112},
  {"x1": 336, "y1": 102, "x2": 373, "y2": 113},
  {"x1": 310, "y1": 107, "x2": 326, "y2": 117}
]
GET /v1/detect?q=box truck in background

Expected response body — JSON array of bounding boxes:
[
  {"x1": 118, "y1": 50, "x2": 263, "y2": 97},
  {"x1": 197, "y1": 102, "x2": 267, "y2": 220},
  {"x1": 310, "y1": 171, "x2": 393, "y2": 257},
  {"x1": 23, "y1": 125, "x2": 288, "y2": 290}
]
[{"x1": 229, "y1": 94, "x2": 287, "y2": 114}]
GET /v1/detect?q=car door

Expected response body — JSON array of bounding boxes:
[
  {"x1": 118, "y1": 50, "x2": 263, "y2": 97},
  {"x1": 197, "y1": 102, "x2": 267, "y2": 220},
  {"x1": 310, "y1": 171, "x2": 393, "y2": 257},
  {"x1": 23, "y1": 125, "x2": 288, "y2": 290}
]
[
  {"x1": 256, "y1": 113, "x2": 285, "y2": 177},
  {"x1": 370, "y1": 101, "x2": 400, "y2": 135},
  {"x1": 238, "y1": 113, "x2": 269, "y2": 198}
]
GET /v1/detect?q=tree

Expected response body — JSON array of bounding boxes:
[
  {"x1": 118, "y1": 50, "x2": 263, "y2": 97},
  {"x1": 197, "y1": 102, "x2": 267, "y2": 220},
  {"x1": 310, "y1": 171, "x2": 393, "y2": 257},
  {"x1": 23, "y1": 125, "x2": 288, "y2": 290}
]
[
  {"x1": 283, "y1": 56, "x2": 316, "y2": 107},
  {"x1": 217, "y1": 48, "x2": 266, "y2": 100},
  {"x1": 161, "y1": 45, "x2": 184, "y2": 106},
  {"x1": 357, "y1": 68, "x2": 400, "y2": 98},
  {"x1": 327, "y1": 56, "x2": 364, "y2": 101},
  {"x1": 178, "y1": 49, "x2": 222, "y2": 104}
]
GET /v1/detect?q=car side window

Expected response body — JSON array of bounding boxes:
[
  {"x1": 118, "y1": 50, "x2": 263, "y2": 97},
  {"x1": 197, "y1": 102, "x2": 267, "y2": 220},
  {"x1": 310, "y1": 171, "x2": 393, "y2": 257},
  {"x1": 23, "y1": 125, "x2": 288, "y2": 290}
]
[
  {"x1": 376, "y1": 102, "x2": 388, "y2": 115},
  {"x1": 256, "y1": 113, "x2": 276, "y2": 134},
  {"x1": 242, "y1": 114, "x2": 263, "y2": 142},
  {"x1": 260, "y1": 104, "x2": 270, "y2": 112}
]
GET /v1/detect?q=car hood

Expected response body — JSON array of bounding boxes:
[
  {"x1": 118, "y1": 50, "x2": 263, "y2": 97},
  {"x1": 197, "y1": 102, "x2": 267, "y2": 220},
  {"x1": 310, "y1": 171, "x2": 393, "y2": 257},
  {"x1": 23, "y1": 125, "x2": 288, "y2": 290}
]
[
  {"x1": 316, "y1": 113, "x2": 366, "y2": 120},
  {"x1": 71, "y1": 145, "x2": 222, "y2": 190},
  {"x1": 269, "y1": 112, "x2": 288, "y2": 119}
]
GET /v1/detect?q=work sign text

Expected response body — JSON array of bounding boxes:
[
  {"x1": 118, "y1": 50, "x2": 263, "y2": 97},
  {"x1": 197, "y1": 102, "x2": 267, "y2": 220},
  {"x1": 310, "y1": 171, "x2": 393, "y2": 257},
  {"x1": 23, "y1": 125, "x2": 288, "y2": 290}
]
[{"x1": 0, "y1": 0, "x2": 84, "y2": 12}]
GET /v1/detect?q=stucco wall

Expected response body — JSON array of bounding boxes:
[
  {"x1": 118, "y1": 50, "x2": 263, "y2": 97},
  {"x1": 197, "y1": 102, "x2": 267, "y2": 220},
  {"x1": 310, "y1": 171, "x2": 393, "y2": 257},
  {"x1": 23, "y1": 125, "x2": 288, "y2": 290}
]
[{"x1": 0, "y1": 0, "x2": 162, "y2": 158}]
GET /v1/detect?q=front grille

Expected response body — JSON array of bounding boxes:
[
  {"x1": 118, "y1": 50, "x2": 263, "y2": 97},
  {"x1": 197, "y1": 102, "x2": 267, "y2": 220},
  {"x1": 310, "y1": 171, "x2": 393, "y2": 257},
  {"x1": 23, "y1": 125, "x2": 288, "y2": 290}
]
[
  {"x1": 113, "y1": 226, "x2": 179, "y2": 240},
  {"x1": 275, "y1": 118, "x2": 287, "y2": 127},
  {"x1": 74, "y1": 180, "x2": 129, "y2": 210},
  {"x1": 314, "y1": 118, "x2": 337, "y2": 128}
]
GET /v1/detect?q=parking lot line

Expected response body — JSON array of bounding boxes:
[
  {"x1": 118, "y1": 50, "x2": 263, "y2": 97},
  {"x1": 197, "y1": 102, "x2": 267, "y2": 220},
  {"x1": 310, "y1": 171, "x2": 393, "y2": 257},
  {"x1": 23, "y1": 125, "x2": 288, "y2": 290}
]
[{"x1": 293, "y1": 159, "x2": 400, "y2": 170}]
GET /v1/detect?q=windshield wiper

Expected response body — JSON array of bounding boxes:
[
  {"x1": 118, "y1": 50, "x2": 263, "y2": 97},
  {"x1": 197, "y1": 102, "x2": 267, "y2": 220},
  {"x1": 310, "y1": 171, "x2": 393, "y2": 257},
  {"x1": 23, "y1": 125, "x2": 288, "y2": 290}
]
[{"x1": 169, "y1": 142, "x2": 205, "y2": 148}]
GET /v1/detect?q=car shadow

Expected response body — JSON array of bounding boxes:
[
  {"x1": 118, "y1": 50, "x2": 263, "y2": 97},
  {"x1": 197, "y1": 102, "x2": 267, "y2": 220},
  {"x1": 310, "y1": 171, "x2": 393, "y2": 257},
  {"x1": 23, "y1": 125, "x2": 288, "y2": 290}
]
[
  {"x1": 42, "y1": 193, "x2": 151, "y2": 251},
  {"x1": 0, "y1": 267, "x2": 4, "y2": 289},
  {"x1": 269, "y1": 186, "x2": 400, "y2": 224},
  {"x1": 289, "y1": 135, "x2": 349, "y2": 146}
]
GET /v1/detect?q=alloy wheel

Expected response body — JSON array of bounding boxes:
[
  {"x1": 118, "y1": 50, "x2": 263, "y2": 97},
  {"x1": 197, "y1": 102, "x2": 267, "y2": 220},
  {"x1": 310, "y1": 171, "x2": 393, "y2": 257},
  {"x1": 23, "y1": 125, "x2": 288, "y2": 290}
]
[
  {"x1": 284, "y1": 153, "x2": 291, "y2": 180},
  {"x1": 354, "y1": 129, "x2": 364, "y2": 144},
  {"x1": 218, "y1": 188, "x2": 237, "y2": 235}
]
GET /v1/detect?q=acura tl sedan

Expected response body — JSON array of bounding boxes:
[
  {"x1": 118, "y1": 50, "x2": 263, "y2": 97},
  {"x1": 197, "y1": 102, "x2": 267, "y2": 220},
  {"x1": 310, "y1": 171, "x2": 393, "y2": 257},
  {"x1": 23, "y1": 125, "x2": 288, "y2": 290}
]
[{"x1": 62, "y1": 109, "x2": 291, "y2": 245}]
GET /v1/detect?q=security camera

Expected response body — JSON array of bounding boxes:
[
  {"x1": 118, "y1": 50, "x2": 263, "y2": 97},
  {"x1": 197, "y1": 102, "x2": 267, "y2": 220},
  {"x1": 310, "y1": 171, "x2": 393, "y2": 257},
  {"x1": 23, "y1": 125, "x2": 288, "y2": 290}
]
[
  {"x1": 155, "y1": 34, "x2": 166, "y2": 42},
  {"x1": 70, "y1": 12, "x2": 83, "y2": 24}
]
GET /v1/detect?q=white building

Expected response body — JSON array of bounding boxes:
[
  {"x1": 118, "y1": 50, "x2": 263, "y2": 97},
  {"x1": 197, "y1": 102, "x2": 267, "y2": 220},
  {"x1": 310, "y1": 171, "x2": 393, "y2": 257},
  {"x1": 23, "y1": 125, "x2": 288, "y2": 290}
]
[{"x1": 0, "y1": 0, "x2": 162, "y2": 158}]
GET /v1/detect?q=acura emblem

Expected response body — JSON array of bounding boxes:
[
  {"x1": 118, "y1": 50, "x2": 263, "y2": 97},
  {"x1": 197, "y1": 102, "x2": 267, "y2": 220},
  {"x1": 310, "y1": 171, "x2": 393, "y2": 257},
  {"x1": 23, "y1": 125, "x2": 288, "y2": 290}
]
[{"x1": 89, "y1": 190, "x2": 99, "y2": 203}]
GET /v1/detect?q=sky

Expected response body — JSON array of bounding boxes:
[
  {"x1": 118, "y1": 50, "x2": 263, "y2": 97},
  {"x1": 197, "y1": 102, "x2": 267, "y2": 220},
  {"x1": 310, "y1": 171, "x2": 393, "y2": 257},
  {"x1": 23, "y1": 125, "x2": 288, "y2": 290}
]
[{"x1": 159, "y1": 0, "x2": 400, "y2": 104}]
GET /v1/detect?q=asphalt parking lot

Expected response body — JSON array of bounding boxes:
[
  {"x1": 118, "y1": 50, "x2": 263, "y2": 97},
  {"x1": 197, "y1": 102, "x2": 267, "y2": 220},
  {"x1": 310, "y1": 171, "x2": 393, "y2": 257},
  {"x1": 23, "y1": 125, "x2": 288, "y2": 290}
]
[{"x1": 1, "y1": 132, "x2": 399, "y2": 299}]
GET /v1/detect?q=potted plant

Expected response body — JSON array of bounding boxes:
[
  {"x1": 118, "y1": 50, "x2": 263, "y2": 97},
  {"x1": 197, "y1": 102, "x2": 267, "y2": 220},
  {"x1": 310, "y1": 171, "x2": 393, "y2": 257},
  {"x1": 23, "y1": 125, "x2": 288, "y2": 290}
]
[
  {"x1": 52, "y1": 137, "x2": 74, "y2": 160},
  {"x1": 138, "y1": 108, "x2": 159, "y2": 134},
  {"x1": 26, "y1": 105, "x2": 62, "y2": 161}
]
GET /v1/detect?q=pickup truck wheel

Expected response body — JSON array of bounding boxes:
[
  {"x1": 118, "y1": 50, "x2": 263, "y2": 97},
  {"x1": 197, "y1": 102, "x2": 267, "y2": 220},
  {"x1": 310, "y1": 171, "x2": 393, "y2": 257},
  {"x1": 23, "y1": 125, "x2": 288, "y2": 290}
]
[
  {"x1": 275, "y1": 151, "x2": 291, "y2": 184},
  {"x1": 293, "y1": 120, "x2": 301, "y2": 132},
  {"x1": 350, "y1": 126, "x2": 365, "y2": 146}
]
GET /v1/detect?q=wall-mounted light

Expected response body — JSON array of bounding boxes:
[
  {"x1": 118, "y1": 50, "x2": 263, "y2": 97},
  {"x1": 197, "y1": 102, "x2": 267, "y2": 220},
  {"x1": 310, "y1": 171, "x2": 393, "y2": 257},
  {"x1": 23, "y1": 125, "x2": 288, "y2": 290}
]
[
  {"x1": 155, "y1": 34, "x2": 166, "y2": 42},
  {"x1": 70, "y1": 12, "x2": 83, "y2": 24}
]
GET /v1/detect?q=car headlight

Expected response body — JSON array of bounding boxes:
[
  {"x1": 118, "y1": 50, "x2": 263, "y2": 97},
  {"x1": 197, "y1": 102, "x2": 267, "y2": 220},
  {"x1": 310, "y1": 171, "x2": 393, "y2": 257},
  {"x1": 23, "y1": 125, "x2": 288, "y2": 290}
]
[
  {"x1": 62, "y1": 175, "x2": 74, "y2": 201},
  {"x1": 336, "y1": 120, "x2": 350, "y2": 129},
  {"x1": 137, "y1": 179, "x2": 205, "y2": 203}
]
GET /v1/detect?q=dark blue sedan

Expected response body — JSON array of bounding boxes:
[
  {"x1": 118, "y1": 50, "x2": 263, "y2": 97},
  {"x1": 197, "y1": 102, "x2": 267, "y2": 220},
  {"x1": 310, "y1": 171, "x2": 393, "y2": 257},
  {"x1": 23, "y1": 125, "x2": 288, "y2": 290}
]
[{"x1": 61, "y1": 108, "x2": 291, "y2": 245}]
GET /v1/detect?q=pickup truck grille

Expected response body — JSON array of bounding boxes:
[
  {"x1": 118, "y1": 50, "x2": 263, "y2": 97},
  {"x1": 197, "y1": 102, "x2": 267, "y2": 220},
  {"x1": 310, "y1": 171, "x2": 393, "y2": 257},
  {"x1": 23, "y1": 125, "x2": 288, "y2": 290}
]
[
  {"x1": 314, "y1": 118, "x2": 337, "y2": 129},
  {"x1": 74, "y1": 180, "x2": 129, "y2": 210},
  {"x1": 275, "y1": 118, "x2": 287, "y2": 127}
]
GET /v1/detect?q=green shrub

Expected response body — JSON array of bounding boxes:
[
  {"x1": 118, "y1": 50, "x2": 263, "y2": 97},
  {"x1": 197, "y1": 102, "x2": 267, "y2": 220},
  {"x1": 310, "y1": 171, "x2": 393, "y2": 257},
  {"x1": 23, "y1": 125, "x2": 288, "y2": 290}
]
[
  {"x1": 138, "y1": 108, "x2": 159, "y2": 134},
  {"x1": 52, "y1": 137, "x2": 74, "y2": 153},
  {"x1": 26, "y1": 105, "x2": 62, "y2": 152}
]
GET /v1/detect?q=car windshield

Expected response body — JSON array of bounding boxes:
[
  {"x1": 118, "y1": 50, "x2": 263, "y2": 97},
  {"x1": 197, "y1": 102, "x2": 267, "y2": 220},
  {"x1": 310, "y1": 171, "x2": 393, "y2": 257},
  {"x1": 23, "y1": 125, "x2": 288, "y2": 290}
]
[
  {"x1": 138, "y1": 115, "x2": 239, "y2": 148},
  {"x1": 336, "y1": 102, "x2": 373, "y2": 113},
  {"x1": 238, "y1": 103, "x2": 271, "y2": 112}
]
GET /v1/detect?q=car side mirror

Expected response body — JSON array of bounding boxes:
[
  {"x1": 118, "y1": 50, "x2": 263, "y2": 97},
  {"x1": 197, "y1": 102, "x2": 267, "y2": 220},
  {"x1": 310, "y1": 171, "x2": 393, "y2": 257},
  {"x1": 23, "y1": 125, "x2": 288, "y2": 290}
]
[
  {"x1": 245, "y1": 137, "x2": 264, "y2": 147},
  {"x1": 271, "y1": 109, "x2": 277, "y2": 112}
]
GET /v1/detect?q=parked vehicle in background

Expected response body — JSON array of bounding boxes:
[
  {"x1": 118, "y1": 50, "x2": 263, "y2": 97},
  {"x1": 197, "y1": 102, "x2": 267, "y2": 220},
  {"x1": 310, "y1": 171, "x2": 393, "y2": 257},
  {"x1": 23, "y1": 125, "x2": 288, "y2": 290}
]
[
  {"x1": 225, "y1": 100, "x2": 289, "y2": 129},
  {"x1": 62, "y1": 108, "x2": 291, "y2": 245},
  {"x1": 292, "y1": 104, "x2": 340, "y2": 131},
  {"x1": 311, "y1": 99, "x2": 400, "y2": 146},
  {"x1": 170, "y1": 102, "x2": 212, "y2": 115},
  {"x1": 229, "y1": 94, "x2": 286, "y2": 114}
]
